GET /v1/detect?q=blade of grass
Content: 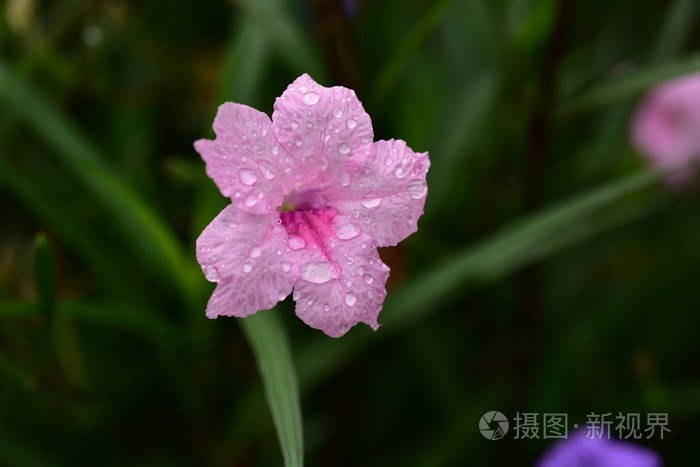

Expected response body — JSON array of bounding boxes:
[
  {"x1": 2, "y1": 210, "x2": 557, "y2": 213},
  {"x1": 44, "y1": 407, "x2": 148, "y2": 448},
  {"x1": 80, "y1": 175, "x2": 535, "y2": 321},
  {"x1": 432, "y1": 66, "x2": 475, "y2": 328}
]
[
  {"x1": 238, "y1": 0, "x2": 325, "y2": 80},
  {"x1": 0, "y1": 61, "x2": 201, "y2": 307},
  {"x1": 371, "y1": 0, "x2": 455, "y2": 104},
  {"x1": 558, "y1": 54, "x2": 700, "y2": 118},
  {"x1": 427, "y1": 72, "x2": 498, "y2": 210},
  {"x1": 241, "y1": 310, "x2": 304, "y2": 467},
  {"x1": 651, "y1": 0, "x2": 700, "y2": 64},
  {"x1": 0, "y1": 159, "x2": 133, "y2": 297}
]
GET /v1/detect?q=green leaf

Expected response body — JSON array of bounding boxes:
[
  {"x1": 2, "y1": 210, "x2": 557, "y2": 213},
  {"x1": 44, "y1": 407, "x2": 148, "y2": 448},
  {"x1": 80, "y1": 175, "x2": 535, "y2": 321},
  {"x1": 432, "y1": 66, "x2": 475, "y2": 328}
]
[
  {"x1": 558, "y1": 54, "x2": 700, "y2": 118},
  {"x1": 241, "y1": 310, "x2": 304, "y2": 467}
]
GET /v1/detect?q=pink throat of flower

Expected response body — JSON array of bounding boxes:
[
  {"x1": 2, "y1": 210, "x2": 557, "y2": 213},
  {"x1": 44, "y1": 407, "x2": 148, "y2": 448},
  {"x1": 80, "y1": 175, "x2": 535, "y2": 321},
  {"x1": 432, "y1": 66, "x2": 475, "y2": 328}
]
[{"x1": 279, "y1": 206, "x2": 338, "y2": 255}]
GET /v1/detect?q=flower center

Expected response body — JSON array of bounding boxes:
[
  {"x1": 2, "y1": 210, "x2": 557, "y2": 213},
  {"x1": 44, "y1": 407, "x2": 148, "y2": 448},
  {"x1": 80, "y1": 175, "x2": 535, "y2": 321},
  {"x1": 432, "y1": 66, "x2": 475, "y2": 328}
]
[{"x1": 279, "y1": 205, "x2": 337, "y2": 255}]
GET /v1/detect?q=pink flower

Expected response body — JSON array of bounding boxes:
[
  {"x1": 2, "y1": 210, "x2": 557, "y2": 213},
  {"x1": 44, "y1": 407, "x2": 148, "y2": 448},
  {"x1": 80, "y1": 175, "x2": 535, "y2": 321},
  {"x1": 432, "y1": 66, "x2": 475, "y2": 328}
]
[
  {"x1": 194, "y1": 74, "x2": 430, "y2": 337},
  {"x1": 632, "y1": 72, "x2": 700, "y2": 183}
]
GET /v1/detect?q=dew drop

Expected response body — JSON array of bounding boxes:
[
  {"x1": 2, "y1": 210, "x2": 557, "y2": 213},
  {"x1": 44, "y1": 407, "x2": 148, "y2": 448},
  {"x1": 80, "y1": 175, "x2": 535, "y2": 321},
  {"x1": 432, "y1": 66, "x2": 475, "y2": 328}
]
[
  {"x1": 344, "y1": 293, "x2": 357, "y2": 306},
  {"x1": 362, "y1": 198, "x2": 382, "y2": 209},
  {"x1": 239, "y1": 169, "x2": 258, "y2": 186},
  {"x1": 336, "y1": 223, "x2": 359, "y2": 240},
  {"x1": 298, "y1": 85, "x2": 308, "y2": 93},
  {"x1": 394, "y1": 167, "x2": 407, "y2": 178},
  {"x1": 301, "y1": 262, "x2": 337, "y2": 284},
  {"x1": 203, "y1": 266, "x2": 219, "y2": 282},
  {"x1": 363, "y1": 274, "x2": 374, "y2": 285},
  {"x1": 337, "y1": 143, "x2": 350, "y2": 155},
  {"x1": 333, "y1": 107, "x2": 343, "y2": 118},
  {"x1": 259, "y1": 162, "x2": 275, "y2": 180},
  {"x1": 302, "y1": 92, "x2": 320, "y2": 105},
  {"x1": 278, "y1": 292, "x2": 287, "y2": 301},
  {"x1": 249, "y1": 247, "x2": 262, "y2": 258},
  {"x1": 244, "y1": 195, "x2": 258, "y2": 207},
  {"x1": 242, "y1": 263, "x2": 253, "y2": 273},
  {"x1": 346, "y1": 118, "x2": 357, "y2": 129},
  {"x1": 408, "y1": 180, "x2": 427, "y2": 199},
  {"x1": 281, "y1": 262, "x2": 291, "y2": 273},
  {"x1": 323, "y1": 304, "x2": 330, "y2": 312},
  {"x1": 288, "y1": 236, "x2": 306, "y2": 250}
]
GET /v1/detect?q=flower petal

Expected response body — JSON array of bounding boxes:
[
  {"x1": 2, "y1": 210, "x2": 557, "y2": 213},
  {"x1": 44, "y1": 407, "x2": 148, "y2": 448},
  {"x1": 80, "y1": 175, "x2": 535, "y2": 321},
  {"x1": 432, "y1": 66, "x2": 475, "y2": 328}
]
[
  {"x1": 196, "y1": 205, "x2": 297, "y2": 318},
  {"x1": 292, "y1": 233, "x2": 389, "y2": 337},
  {"x1": 272, "y1": 73, "x2": 373, "y2": 179},
  {"x1": 326, "y1": 139, "x2": 430, "y2": 247},
  {"x1": 194, "y1": 103, "x2": 296, "y2": 214}
]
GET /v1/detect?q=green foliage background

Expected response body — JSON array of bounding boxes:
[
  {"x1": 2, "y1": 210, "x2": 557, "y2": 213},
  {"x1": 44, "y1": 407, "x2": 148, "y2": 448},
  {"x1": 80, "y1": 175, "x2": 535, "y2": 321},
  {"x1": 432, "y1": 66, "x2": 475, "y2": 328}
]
[{"x1": 1, "y1": 0, "x2": 699, "y2": 465}]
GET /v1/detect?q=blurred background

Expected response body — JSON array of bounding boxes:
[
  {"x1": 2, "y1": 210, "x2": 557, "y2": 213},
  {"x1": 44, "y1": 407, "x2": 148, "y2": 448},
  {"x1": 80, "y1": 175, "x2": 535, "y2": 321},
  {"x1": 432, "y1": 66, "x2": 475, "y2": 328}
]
[{"x1": 1, "y1": 0, "x2": 699, "y2": 465}]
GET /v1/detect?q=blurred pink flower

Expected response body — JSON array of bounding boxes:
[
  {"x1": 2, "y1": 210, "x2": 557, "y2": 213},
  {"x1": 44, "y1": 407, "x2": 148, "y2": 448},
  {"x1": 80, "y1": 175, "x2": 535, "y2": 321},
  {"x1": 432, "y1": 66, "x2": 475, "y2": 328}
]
[
  {"x1": 632, "y1": 72, "x2": 700, "y2": 183},
  {"x1": 194, "y1": 74, "x2": 430, "y2": 337}
]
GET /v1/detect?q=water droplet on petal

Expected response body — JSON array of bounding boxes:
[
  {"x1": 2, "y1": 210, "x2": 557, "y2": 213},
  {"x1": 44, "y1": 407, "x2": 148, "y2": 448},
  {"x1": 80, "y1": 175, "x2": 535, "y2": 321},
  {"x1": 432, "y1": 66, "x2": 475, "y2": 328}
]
[
  {"x1": 288, "y1": 236, "x2": 306, "y2": 250},
  {"x1": 323, "y1": 304, "x2": 330, "y2": 312},
  {"x1": 250, "y1": 247, "x2": 262, "y2": 258},
  {"x1": 302, "y1": 92, "x2": 320, "y2": 105},
  {"x1": 362, "y1": 198, "x2": 382, "y2": 208},
  {"x1": 244, "y1": 195, "x2": 258, "y2": 207},
  {"x1": 301, "y1": 262, "x2": 337, "y2": 284},
  {"x1": 333, "y1": 107, "x2": 343, "y2": 118},
  {"x1": 298, "y1": 85, "x2": 308, "y2": 93},
  {"x1": 338, "y1": 143, "x2": 350, "y2": 155},
  {"x1": 242, "y1": 263, "x2": 252, "y2": 273},
  {"x1": 258, "y1": 162, "x2": 275, "y2": 180},
  {"x1": 278, "y1": 292, "x2": 287, "y2": 300},
  {"x1": 281, "y1": 262, "x2": 291, "y2": 273},
  {"x1": 394, "y1": 167, "x2": 407, "y2": 178},
  {"x1": 408, "y1": 180, "x2": 427, "y2": 199},
  {"x1": 204, "y1": 266, "x2": 218, "y2": 282},
  {"x1": 363, "y1": 274, "x2": 374, "y2": 284},
  {"x1": 336, "y1": 223, "x2": 359, "y2": 240},
  {"x1": 344, "y1": 293, "x2": 357, "y2": 306},
  {"x1": 239, "y1": 169, "x2": 258, "y2": 186},
  {"x1": 346, "y1": 118, "x2": 357, "y2": 129}
]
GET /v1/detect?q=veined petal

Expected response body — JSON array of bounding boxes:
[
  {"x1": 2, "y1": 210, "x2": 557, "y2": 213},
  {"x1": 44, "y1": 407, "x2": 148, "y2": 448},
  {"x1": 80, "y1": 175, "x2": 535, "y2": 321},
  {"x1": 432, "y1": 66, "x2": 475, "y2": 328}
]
[
  {"x1": 272, "y1": 73, "x2": 373, "y2": 180},
  {"x1": 292, "y1": 233, "x2": 389, "y2": 337},
  {"x1": 326, "y1": 139, "x2": 430, "y2": 247},
  {"x1": 194, "y1": 103, "x2": 296, "y2": 214},
  {"x1": 196, "y1": 205, "x2": 297, "y2": 318}
]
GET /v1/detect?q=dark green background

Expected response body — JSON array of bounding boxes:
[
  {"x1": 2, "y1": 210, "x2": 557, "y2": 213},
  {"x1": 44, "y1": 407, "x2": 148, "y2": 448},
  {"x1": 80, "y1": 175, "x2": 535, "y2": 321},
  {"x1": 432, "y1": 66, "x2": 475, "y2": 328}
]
[{"x1": 1, "y1": 0, "x2": 698, "y2": 465}]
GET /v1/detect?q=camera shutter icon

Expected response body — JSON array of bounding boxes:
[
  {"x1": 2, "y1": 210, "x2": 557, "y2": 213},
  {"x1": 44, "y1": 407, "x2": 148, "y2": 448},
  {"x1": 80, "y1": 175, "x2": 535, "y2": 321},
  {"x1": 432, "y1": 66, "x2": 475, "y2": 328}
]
[{"x1": 479, "y1": 411, "x2": 509, "y2": 440}]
